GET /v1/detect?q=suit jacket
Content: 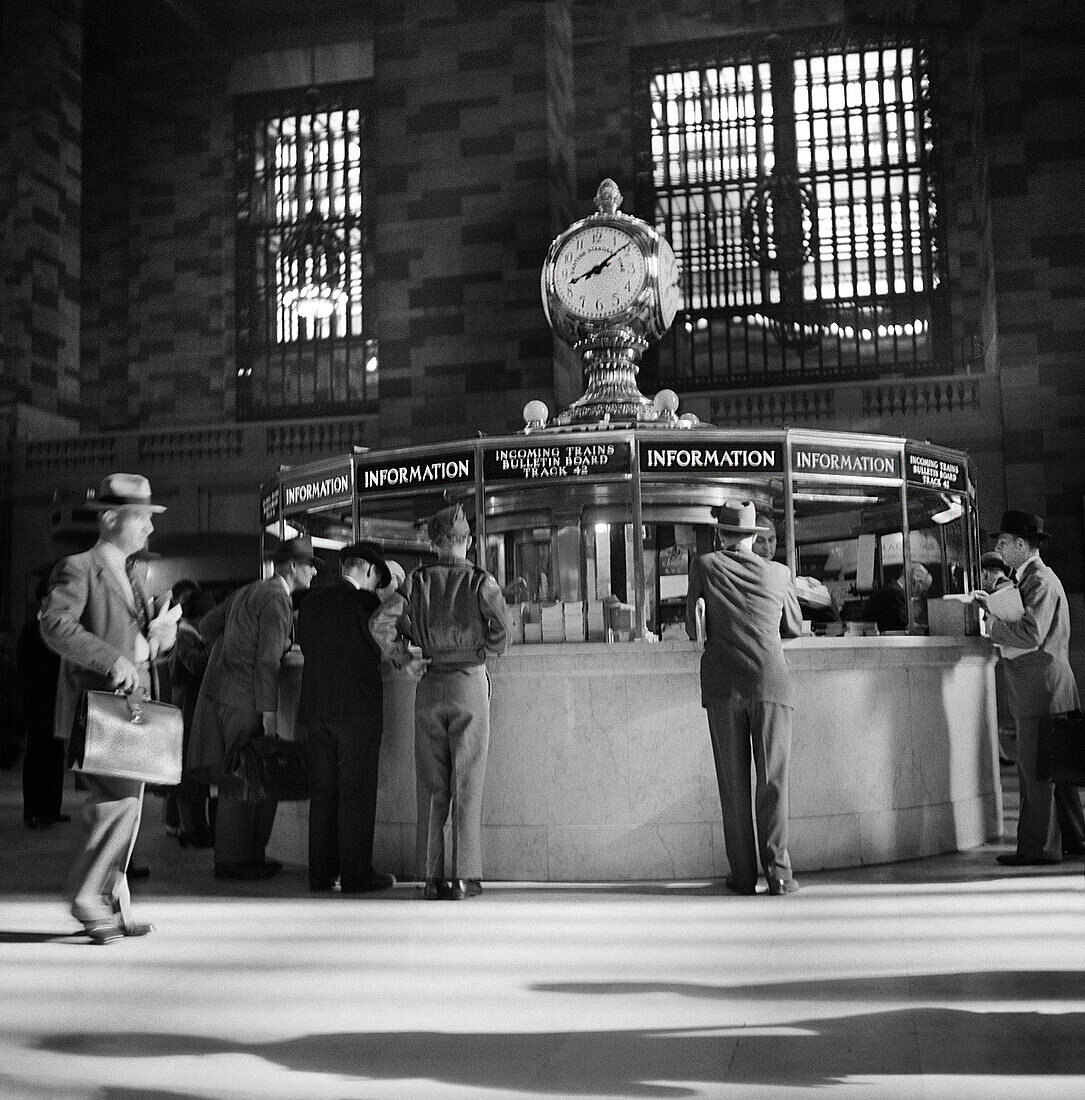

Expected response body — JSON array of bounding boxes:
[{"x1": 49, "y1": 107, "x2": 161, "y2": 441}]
[
  {"x1": 685, "y1": 549, "x2": 803, "y2": 707},
  {"x1": 296, "y1": 580, "x2": 383, "y2": 726},
  {"x1": 198, "y1": 577, "x2": 293, "y2": 715},
  {"x1": 39, "y1": 543, "x2": 156, "y2": 741},
  {"x1": 989, "y1": 556, "x2": 1080, "y2": 717}
]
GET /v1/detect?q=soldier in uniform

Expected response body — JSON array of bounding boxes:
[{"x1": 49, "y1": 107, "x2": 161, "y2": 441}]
[{"x1": 371, "y1": 504, "x2": 508, "y2": 900}]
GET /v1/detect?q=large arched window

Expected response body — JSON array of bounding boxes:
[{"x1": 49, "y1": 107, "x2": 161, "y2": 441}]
[
  {"x1": 636, "y1": 31, "x2": 956, "y2": 389},
  {"x1": 235, "y1": 83, "x2": 377, "y2": 419}
]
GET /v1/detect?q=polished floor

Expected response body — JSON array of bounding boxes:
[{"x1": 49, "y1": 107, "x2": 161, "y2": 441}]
[{"x1": 1, "y1": 761, "x2": 1084, "y2": 1100}]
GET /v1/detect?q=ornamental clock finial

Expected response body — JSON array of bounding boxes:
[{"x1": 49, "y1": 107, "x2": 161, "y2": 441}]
[{"x1": 594, "y1": 178, "x2": 622, "y2": 215}]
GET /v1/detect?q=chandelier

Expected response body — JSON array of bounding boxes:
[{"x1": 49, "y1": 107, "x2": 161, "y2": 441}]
[{"x1": 280, "y1": 211, "x2": 346, "y2": 321}]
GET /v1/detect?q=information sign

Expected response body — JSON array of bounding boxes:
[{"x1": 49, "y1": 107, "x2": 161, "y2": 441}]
[
  {"x1": 639, "y1": 441, "x2": 783, "y2": 475},
  {"x1": 791, "y1": 442, "x2": 899, "y2": 478},
  {"x1": 281, "y1": 461, "x2": 352, "y2": 515},
  {"x1": 356, "y1": 450, "x2": 476, "y2": 495}
]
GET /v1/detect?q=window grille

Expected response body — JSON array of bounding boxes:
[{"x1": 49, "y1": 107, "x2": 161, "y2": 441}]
[
  {"x1": 235, "y1": 84, "x2": 377, "y2": 420},
  {"x1": 635, "y1": 31, "x2": 958, "y2": 389}
]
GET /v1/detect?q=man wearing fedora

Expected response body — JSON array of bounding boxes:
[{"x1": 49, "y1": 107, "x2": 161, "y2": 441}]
[
  {"x1": 974, "y1": 510, "x2": 1084, "y2": 865},
  {"x1": 371, "y1": 504, "x2": 508, "y2": 901},
  {"x1": 296, "y1": 541, "x2": 396, "y2": 894},
  {"x1": 40, "y1": 472, "x2": 180, "y2": 944},
  {"x1": 686, "y1": 500, "x2": 804, "y2": 896},
  {"x1": 190, "y1": 535, "x2": 318, "y2": 880}
]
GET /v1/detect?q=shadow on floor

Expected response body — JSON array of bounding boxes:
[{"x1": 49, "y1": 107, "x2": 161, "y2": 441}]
[{"x1": 38, "y1": 1003, "x2": 1085, "y2": 1095}]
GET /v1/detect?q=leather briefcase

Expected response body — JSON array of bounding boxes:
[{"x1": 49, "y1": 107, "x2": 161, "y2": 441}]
[
  {"x1": 219, "y1": 735, "x2": 310, "y2": 802},
  {"x1": 1036, "y1": 710, "x2": 1085, "y2": 786},
  {"x1": 69, "y1": 688, "x2": 184, "y2": 786}
]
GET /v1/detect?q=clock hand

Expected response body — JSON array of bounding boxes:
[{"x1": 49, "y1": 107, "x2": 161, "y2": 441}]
[{"x1": 568, "y1": 241, "x2": 634, "y2": 285}]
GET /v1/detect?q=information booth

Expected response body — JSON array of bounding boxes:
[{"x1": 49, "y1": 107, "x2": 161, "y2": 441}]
[{"x1": 263, "y1": 426, "x2": 1001, "y2": 881}]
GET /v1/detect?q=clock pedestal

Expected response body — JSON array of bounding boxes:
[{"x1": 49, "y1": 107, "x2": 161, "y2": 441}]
[{"x1": 553, "y1": 330, "x2": 656, "y2": 425}]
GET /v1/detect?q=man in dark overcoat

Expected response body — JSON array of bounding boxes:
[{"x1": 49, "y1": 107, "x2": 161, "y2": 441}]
[{"x1": 296, "y1": 540, "x2": 395, "y2": 893}]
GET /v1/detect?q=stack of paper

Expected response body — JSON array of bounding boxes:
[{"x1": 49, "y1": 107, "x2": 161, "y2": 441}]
[
  {"x1": 563, "y1": 601, "x2": 585, "y2": 642},
  {"x1": 540, "y1": 603, "x2": 565, "y2": 643}
]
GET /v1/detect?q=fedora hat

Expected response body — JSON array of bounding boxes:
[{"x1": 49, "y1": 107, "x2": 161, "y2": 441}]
[
  {"x1": 341, "y1": 540, "x2": 392, "y2": 589},
  {"x1": 712, "y1": 500, "x2": 770, "y2": 535},
  {"x1": 271, "y1": 535, "x2": 320, "y2": 566},
  {"x1": 980, "y1": 551, "x2": 1009, "y2": 573},
  {"x1": 88, "y1": 473, "x2": 166, "y2": 513},
  {"x1": 997, "y1": 510, "x2": 1049, "y2": 542}
]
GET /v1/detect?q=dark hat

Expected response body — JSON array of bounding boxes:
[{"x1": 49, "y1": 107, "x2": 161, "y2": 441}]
[
  {"x1": 341, "y1": 540, "x2": 392, "y2": 589},
  {"x1": 427, "y1": 504, "x2": 471, "y2": 544},
  {"x1": 996, "y1": 510, "x2": 1049, "y2": 542},
  {"x1": 271, "y1": 535, "x2": 319, "y2": 566},
  {"x1": 88, "y1": 472, "x2": 166, "y2": 513},
  {"x1": 980, "y1": 551, "x2": 1009, "y2": 573},
  {"x1": 712, "y1": 500, "x2": 771, "y2": 535}
]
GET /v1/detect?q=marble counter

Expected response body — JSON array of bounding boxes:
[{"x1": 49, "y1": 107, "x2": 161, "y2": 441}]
[{"x1": 270, "y1": 636, "x2": 1002, "y2": 881}]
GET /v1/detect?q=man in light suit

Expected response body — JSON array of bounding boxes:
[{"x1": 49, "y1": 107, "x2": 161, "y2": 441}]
[
  {"x1": 190, "y1": 535, "x2": 317, "y2": 880},
  {"x1": 296, "y1": 541, "x2": 395, "y2": 894},
  {"x1": 975, "y1": 510, "x2": 1084, "y2": 865},
  {"x1": 686, "y1": 500, "x2": 803, "y2": 896},
  {"x1": 40, "y1": 473, "x2": 179, "y2": 944}
]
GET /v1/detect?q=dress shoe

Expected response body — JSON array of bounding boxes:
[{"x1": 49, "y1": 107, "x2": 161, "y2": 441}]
[
  {"x1": 449, "y1": 879, "x2": 469, "y2": 900},
  {"x1": 127, "y1": 865, "x2": 150, "y2": 881},
  {"x1": 84, "y1": 921, "x2": 125, "y2": 945},
  {"x1": 423, "y1": 878, "x2": 450, "y2": 900},
  {"x1": 214, "y1": 860, "x2": 281, "y2": 881},
  {"x1": 341, "y1": 872, "x2": 396, "y2": 894},
  {"x1": 121, "y1": 921, "x2": 154, "y2": 937},
  {"x1": 309, "y1": 880, "x2": 338, "y2": 893},
  {"x1": 766, "y1": 876, "x2": 801, "y2": 896},
  {"x1": 724, "y1": 874, "x2": 757, "y2": 896},
  {"x1": 996, "y1": 853, "x2": 1061, "y2": 866},
  {"x1": 466, "y1": 879, "x2": 483, "y2": 897}
]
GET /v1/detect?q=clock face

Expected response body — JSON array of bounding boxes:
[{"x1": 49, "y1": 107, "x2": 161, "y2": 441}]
[
  {"x1": 657, "y1": 237, "x2": 681, "y2": 330},
  {"x1": 552, "y1": 224, "x2": 648, "y2": 320}
]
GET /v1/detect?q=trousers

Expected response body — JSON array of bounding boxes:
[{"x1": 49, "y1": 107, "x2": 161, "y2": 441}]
[
  {"x1": 705, "y1": 696, "x2": 794, "y2": 889},
  {"x1": 1014, "y1": 715, "x2": 1085, "y2": 859},
  {"x1": 68, "y1": 774, "x2": 144, "y2": 926},
  {"x1": 415, "y1": 666, "x2": 490, "y2": 880},
  {"x1": 305, "y1": 716, "x2": 382, "y2": 888}
]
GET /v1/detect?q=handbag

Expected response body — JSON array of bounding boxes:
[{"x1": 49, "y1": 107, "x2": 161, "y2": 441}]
[
  {"x1": 219, "y1": 735, "x2": 311, "y2": 802},
  {"x1": 1036, "y1": 710, "x2": 1085, "y2": 786},
  {"x1": 69, "y1": 688, "x2": 184, "y2": 786}
]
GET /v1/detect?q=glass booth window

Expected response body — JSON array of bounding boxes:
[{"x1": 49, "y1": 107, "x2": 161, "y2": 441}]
[{"x1": 793, "y1": 482, "x2": 904, "y2": 632}]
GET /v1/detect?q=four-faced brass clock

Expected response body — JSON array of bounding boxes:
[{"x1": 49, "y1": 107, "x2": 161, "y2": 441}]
[{"x1": 541, "y1": 178, "x2": 682, "y2": 425}]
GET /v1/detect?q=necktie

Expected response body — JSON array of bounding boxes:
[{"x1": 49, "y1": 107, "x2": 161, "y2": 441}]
[{"x1": 125, "y1": 557, "x2": 150, "y2": 634}]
